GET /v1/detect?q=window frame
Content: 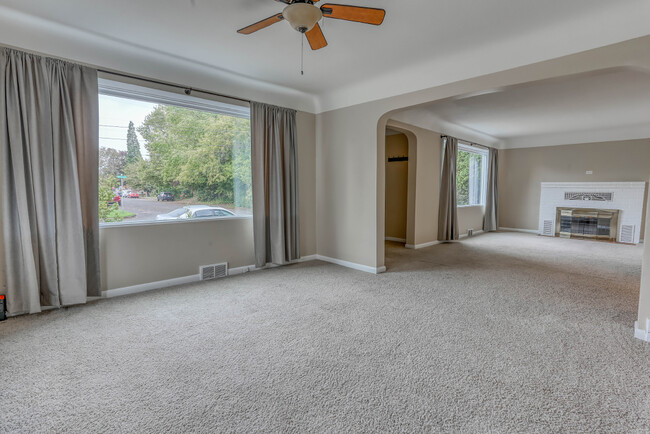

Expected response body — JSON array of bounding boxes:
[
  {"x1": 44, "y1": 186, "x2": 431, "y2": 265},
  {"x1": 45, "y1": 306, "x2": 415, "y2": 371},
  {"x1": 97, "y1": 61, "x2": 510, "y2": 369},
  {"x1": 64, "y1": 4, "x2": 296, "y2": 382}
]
[
  {"x1": 97, "y1": 78, "x2": 252, "y2": 228},
  {"x1": 98, "y1": 78, "x2": 250, "y2": 119},
  {"x1": 456, "y1": 142, "x2": 489, "y2": 208}
]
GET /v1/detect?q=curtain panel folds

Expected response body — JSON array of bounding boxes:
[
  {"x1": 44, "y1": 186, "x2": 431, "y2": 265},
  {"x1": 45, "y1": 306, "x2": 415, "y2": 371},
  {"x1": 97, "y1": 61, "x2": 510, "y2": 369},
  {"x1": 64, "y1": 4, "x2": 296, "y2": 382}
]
[
  {"x1": 438, "y1": 136, "x2": 459, "y2": 241},
  {"x1": 0, "y1": 48, "x2": 99, "y2": 314},
  {"x1": 483, "y1": 148, "x2": 499, "y2": 232},
  {"x1": 250, "y1": 102, "x2": 300, "y2": 268}
]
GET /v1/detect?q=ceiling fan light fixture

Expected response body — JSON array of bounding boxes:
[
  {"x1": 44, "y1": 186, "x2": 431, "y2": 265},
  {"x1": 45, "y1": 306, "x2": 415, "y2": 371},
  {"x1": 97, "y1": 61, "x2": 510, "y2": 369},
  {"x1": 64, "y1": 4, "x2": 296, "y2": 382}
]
[{"x1": 282, "y1": 3, "x2": 323, "y2": 33}]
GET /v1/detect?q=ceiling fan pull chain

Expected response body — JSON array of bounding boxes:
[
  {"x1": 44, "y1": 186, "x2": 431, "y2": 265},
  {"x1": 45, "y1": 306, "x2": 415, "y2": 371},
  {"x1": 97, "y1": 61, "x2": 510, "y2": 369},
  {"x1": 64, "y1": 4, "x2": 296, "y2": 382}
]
[{"x1": 301, "y1": 34, "x2": 304, "y2": 76}]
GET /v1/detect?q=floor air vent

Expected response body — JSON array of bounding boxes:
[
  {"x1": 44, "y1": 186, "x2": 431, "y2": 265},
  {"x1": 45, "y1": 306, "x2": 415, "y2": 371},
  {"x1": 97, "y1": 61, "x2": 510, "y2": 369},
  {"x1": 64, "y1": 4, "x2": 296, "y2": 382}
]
[
  {"x1": 619, "y1": 225, "x2": 635, "y2": 244},
  {"x1": 467, "y1": 229, "x2": 474, "y2": 237},
  {"x1": 542, "y1": 220, "x2": 554, "y2": 236},
  {"x1": 200, "y1": 263, "x2": 228, "y2": 280}
]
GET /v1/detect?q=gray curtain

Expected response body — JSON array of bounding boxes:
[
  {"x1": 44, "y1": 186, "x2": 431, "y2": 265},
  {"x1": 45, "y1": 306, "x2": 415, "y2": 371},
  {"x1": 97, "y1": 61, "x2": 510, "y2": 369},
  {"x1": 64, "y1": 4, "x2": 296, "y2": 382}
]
[
  {"x1": 483, "y1": 147, "x2": 499, "y2": 232},
  {"x1": 250, "y1": 102, "x2": 299, "y2": 268},
  {"x1": 438, "y1": 136, "x2": 459, "y2": 241},
  {"x1": 0, "y1": 48, "x2": 99, "y2": 314}
]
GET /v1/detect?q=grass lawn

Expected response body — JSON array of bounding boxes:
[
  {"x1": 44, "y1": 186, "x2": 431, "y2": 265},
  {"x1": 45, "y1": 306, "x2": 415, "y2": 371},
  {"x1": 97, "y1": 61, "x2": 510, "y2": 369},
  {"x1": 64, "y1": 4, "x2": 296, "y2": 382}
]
[{"x1": 114, "y1": 210, "x2": 136, "y2": 219}]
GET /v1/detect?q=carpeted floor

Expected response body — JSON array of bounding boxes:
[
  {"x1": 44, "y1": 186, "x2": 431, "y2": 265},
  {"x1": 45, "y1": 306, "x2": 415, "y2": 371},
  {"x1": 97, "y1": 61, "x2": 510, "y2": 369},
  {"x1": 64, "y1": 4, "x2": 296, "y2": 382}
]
[{"x1": 1, "y1": 232, "x2": 649, "y2": 433}]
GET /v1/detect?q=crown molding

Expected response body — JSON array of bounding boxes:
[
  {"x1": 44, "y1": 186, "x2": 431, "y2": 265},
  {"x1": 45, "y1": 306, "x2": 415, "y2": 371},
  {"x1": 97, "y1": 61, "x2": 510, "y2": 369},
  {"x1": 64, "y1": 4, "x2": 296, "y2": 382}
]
[
  {"x1": 0, "y1": 5, "x2": 318, "y2": 113},
  {"x1": 1, "y1": 2, "x2": 649, "y2": 114}
]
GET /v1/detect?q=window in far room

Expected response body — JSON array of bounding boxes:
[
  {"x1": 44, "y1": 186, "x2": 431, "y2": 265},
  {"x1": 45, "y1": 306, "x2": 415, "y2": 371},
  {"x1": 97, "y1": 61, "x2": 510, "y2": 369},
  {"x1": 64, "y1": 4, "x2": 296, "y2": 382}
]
[{"x1": 456, "y1": 143, "x2": 488, "y2": 207}]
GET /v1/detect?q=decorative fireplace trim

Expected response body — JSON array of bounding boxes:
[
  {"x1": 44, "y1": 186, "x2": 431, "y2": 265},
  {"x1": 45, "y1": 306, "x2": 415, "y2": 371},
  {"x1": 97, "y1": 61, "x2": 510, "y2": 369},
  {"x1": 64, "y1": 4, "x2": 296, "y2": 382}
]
[
  {"x1": 538, "y1": 182, "x2": 646, "y2": 244},
  {"x1": 564, "y1": 192, "x2": 612, "y2": 201}
]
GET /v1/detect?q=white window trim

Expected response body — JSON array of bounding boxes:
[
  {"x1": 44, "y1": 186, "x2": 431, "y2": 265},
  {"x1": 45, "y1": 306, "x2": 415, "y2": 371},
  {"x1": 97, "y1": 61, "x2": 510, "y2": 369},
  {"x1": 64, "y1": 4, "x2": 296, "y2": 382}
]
[
  {"x1": 98, "y1": 78, "x2": 250, "y2": 119},
  {"x1": 100, "y1": 214, "x2": 252, "y2": 229},
  {"x1": 457, "y1": 143, "x2": 489, "y2": 208}
]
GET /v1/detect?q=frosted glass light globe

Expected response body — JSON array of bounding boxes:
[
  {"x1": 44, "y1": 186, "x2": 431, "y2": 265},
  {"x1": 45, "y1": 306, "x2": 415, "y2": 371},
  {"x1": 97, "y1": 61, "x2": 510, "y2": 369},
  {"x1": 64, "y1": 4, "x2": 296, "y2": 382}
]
[{"x1": 283, "y1": 3, "x2": 323, "y2": 33}]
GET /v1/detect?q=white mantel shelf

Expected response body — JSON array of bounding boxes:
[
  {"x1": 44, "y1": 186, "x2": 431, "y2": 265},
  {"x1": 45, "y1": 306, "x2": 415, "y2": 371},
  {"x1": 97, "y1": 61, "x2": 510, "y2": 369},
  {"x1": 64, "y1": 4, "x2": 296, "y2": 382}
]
[
  {"x1": 540, "y1": 182, "x2": 646, "y2": 189},
  {"x1": 538, "y1": 182, "x2": 647, "y2": 244}
]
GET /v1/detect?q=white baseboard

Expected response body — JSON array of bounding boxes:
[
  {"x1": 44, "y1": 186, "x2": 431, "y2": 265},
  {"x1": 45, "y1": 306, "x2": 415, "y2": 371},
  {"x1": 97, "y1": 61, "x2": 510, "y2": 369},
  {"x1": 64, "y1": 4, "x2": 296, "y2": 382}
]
[
  {"x1": 313, "y1": 255, "x2": 386, "y2": 274},
  {"x1": 101, "y1": 253, "x2": 383, "y2": 300},
  {"x1": 298, "y1": 254, "x2": 318, "y2": 262},
  {"x1": 228, "y1": 265, "x2": 256, "y2": 276},
  {"x1": 459, "y1": 229, "x2": 485, "y2": 239},
  {"x1": 103, "y1": 274, "x2": 201, "y2": 298},
  {"x1": 634, "y1": 320, "x2": 650, "y2": 342},
  {"x1": 405, "y1": 240, "x2": 441, "y2": 249},
  {"x1": 498, "y1": 227, "x2": 539, "y2": 234},
  {"x1": 385, "y1": 237, "x2": 406, "y2": 243}
]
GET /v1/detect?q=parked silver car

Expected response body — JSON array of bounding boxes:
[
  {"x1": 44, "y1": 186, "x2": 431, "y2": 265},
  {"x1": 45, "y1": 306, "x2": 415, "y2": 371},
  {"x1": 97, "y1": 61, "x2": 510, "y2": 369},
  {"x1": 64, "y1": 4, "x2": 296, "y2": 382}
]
[{"x1": 156, "y1": 205, "x2": 236, "y2": 221}]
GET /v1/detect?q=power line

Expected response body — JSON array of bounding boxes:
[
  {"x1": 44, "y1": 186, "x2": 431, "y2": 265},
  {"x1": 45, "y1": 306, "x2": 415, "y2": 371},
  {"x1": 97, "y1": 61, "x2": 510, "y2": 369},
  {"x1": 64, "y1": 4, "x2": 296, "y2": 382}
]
[{"x1": 99, "y1": 124, "x2": 128, "y2": 129}]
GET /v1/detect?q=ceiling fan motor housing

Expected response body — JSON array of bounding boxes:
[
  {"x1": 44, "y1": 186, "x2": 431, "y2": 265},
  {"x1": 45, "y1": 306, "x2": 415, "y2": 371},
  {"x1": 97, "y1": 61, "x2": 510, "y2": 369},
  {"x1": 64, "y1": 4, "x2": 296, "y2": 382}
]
[{"x1": 283, "y1": 2, "x2": 322, "y2": 33}]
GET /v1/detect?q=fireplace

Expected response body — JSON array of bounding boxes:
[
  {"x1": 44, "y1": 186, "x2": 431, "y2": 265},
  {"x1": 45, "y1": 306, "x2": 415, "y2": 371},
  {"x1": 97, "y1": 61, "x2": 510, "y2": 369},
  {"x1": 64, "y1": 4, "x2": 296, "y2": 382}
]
[
  {"x1": 539, "y1": 182, "x2": 645, "y2": 244},
  {"x1": 555, "y1": 208, "x2": 619, "y2": 241}
]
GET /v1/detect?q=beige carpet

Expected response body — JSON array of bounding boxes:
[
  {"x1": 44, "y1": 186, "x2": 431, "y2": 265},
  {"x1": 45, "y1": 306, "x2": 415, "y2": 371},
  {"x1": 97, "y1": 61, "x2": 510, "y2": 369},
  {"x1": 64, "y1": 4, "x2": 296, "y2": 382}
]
[{"x1": 1, "y1": 232, "x2": 649, "y2": 433}]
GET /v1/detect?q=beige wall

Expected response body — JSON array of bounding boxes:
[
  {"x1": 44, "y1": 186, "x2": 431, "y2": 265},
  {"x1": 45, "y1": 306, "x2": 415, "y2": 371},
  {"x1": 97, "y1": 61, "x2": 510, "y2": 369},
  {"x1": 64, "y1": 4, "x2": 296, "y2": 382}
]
[
  {"x1": 499, "y1": 139, "x2": 650, "y2": 236},
  {"x1": 412, "y1": 129, "x2": 441, "y2": 246},
  {"x1": 297, "y1": 111, "x2": 317, "y2": 256},
  {"x1": 386, "y1": 120, "x2": 442, "y2": 247},
  {"x1": 0, "y1": 109, "x2": 316, "y2": 294},
  {"x1": 638, "y1": 200, "x2": 650, "y2": 332},
  {"x1": 316, "y1": 36, "x2": 649, "y2": 270},
  {"x1": 385, "y1": 134, "x2": 409, "y2": 240},
  {"x1": 100, "y1": 218, "x2": 254, "y2": 290},
  {"x1": 99, "y1": 110, "x2": 317, "y2": 291},
  {"x1": 384, "y1": 123, "x2": 482, "y2": 243},
  {"x1": 458, "y1": 206, "x2": 485, "y2": 235}
]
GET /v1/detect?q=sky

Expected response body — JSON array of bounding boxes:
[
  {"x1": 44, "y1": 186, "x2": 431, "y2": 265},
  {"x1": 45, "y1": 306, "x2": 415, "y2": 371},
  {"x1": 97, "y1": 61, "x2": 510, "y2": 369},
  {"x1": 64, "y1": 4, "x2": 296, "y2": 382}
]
[{"x1": 98, "y1": 94, "x2": 157, "y2": 159}]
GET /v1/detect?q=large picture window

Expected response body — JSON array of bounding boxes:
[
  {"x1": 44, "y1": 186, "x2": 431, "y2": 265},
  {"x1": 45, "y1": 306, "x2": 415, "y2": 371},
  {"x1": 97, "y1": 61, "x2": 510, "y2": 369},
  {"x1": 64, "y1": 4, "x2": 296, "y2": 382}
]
[
  {"x1": 98, "y1": 79, "x2": 251, "y2": 224},
  {"x1": 456, "y1": 143, "x2": 488, "y2": 207}
]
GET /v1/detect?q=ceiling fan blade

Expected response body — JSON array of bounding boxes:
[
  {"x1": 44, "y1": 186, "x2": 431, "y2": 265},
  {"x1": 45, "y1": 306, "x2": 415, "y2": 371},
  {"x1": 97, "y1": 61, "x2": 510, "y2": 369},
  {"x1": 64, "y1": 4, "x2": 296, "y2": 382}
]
[
  {"x1": 320, "y1": 4, "x2": 385, "y2": 25},
  {"x1": 305, "y1": 23, "x2": 328, "y2": 50},
  {"x1": 237, "y1": 14, "x2": 284, "y2": 34}
]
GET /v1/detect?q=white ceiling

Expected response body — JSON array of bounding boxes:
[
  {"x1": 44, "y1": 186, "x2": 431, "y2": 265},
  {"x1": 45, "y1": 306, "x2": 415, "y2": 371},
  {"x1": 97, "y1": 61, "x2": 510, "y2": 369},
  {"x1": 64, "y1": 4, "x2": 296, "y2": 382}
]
[
  {"x1": 1, "y1": 0, "x2": 649, "y2": 112},
  {"x1": 392, "y1": 68, "x2": 650, "y2": 148}
]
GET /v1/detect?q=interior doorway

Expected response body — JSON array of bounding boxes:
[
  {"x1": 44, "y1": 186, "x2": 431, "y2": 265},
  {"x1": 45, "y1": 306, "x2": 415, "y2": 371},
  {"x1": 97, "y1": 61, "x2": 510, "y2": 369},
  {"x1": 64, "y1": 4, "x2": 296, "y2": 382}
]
[{"x1": 385, "y1": 128, "x2": 409, "y2": 246}]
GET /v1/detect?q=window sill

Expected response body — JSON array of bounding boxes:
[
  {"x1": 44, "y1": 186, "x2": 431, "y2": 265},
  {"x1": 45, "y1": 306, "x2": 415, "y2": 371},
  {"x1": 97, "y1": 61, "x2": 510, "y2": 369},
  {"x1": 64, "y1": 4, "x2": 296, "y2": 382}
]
[
  {"x1": 457, "y1": 204, "x2": 485, "y2": 208},
  {"x1": 99, "y1": 215, "x2": 252, "y2": 229}
]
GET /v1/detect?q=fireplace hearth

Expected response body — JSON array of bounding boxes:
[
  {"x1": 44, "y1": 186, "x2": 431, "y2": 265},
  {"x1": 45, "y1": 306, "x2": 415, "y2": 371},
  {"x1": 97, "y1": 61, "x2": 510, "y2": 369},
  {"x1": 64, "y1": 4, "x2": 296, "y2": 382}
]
[{"x1": 555, "y1": 208, "x2": 619, "y2": 241}]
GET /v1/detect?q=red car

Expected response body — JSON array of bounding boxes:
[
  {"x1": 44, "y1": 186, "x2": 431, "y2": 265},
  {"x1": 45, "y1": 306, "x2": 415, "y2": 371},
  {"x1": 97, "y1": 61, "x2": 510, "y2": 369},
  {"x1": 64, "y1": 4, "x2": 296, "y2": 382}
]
[
  {"x1": 108, "y1": 195, "x2": 121, "y2": 206},
  {"x1": 128, "y1": 192, "x2": 140, "y2": 198}
]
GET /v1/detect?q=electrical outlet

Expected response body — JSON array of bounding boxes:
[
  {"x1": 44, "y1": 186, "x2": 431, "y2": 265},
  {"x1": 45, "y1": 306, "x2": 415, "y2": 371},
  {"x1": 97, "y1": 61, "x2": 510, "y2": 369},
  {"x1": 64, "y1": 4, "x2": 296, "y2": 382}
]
[{"x1": 586, "y1": 170, "x2": 593, "y2": 175}]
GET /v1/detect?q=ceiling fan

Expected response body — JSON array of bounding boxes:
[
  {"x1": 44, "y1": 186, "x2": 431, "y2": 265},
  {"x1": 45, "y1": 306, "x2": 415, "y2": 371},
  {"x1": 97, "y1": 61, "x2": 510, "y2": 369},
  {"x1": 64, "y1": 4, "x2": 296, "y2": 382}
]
[{"x1": 237, "y1": 0, "x2": 386, "y2": 50}]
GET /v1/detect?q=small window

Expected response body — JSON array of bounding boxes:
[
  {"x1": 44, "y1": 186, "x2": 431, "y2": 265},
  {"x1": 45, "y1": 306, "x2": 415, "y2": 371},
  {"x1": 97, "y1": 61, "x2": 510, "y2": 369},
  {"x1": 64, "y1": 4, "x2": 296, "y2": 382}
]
[{"x1": 456, "y1": 144, "x2": 488, "y2": 207}]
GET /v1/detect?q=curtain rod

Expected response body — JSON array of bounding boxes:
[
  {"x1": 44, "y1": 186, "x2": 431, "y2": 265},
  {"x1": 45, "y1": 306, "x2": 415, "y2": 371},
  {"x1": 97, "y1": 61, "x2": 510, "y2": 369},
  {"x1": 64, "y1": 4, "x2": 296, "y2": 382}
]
[
  {"x1": 97, "y1": 69, "x2": 251, "y2": 104},
  {"x1": 440, "y1": 134, "x2": 489, "y2": 149}
]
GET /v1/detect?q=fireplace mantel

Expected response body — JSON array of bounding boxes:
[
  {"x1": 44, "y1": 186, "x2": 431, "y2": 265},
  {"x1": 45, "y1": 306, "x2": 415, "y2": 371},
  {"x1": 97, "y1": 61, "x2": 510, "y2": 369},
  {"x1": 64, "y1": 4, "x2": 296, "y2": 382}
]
[{"x1": 538, "y1": 182, "x2": 646, "y2": 244}]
